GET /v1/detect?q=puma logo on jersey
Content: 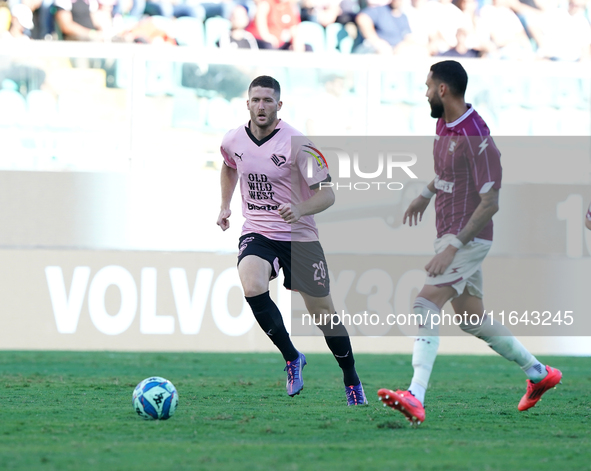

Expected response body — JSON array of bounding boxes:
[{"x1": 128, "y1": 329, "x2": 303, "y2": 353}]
[{"x1": 234, "y1": 152, "x2": 244, "y2": 161}]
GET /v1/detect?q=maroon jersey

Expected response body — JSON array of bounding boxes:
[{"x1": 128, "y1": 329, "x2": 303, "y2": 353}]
[{"x1": 433, "y1": 105, "x2": 502, "y2": 242}]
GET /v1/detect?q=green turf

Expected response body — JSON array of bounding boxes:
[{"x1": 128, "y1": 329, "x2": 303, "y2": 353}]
[{"x1": 0, "y1": 352, "x2": 588, "y2": 471}]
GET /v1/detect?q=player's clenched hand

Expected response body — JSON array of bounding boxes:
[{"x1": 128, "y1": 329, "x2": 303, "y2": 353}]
[
  {"x1": 403, "y1": 196, "x2": 430, "y2": 227},
  {"x1": 425, "y1": 245, "x2": 457, "y2": 277},
  {"x1": 217, "y1": 208, "x2": 231, "y2": 231},
  {"x1": 278, "y1": 203, "x2": 302, "y2": 224}
]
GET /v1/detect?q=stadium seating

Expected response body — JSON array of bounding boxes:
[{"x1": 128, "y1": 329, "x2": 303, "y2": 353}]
[
  {"x1": 204, "y1": 17, "x2": 231, "y2": 48},
  {"x1": 498, "y1": 74, "x2": 528, "y2": 109},
  {"x1": 372, "y1": 103, "x2": 411, "y2": 135},
  {"x1": 496, "y1": 107, "x2": 532, "y2": 135},
  {"x1": 175, "y1": 16, "x2": 205, "y2": 47},
  {"x1": 325, "y1": 23, "x2": 354, "y2": 53},
  {"x1": 557, "y1": 108, "x2": 590, "y2": 135},
  {"x1": 409, "y1": 104, "x2": 434, "y2": 135},
  {"x1": 298, "y1": 21, "x2": 326, "y2": 53},
  {"x1": 404, "y1": 71, "x2": 427, "y2": 106},
  {"x1": 145, "y1": 60, "x2": 177, "y2": 96},
  {"x1": 229, "y1": 97, "x2": 247, "y2": 127},
  {"x1": 475, "y1": 106, "x2": 498, "y2": 132},
  {"x1": 149, "y1": 15, "x2": 176, "y2": 37},
  {"x1": 1, "y1": 39, "x2": 589, "y2": 174},
  {"x1": 381, "y1": 70, "x2": 408, "y2": 104},
  {"x1": 287, "y1": 67, "x2": 321, "y2": 92},
  {"x1": 522, "y1": 77, "x2": 555, "y2": 109},
  {"x1": 26, "y1": 90, "x2": 58, "y2": 127},
  {"x1": 581, "y1": 78, "x2": 591, "y2": 110},
  {"x1": 206, "y1": 96, "x2": 233, "y2": 131},
  {"x1": 0, "y1": 89, "x2": 27, "y2": 127},
  {"x1": 554, "y1": 77, "x2": 583, "y2": 110},
  {"x1": 172, "y1": 88, "x2": 207, "y2": 129},
  {"x1": 531, "y1": 107, "x2": 560, "y2": 135},
  {"x1": 57, "y1": 92, "x2": 92, "y2": 129}
]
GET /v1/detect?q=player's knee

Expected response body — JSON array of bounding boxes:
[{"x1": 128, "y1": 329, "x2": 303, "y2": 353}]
[
  {"x1": 306, "y1": 302, "x2": 333, "y2": 318},
  {"x1": 317, "y1": 302, "x2": 334, "y2": 316},
  {"x1": 459, "y1": 320, "x2": 481, "y2": 337},
  {"x1": 459, "y1": 311, "x2": 490, "y2": 336},
  {"x1": 242, "y1": 283, "x2": 269, "y2": 298}
]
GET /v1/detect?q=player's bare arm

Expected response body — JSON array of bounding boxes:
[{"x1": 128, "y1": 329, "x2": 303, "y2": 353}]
[
  {"x1": 403, "y1": 179, "x2": 436, "y2": 227},
  {"x1": 278, "y1": 186, "x2": 335, "y2": 224},
  {"x1": 217, "y1": 163, "x2": 239, "y2": 231},
  {"x1": 455, "y1": 188, "x2": 500, "y2": 245},
  {"x1": 425, "y1": 188, "x2": 499, "y2": 276}
]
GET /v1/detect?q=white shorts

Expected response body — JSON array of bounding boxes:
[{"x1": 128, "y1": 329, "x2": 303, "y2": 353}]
[{"x1": 424, "y1": 233, "x2": 491, "y2": 298}]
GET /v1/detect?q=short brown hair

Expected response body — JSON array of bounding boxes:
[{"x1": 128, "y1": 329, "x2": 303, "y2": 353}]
[{"x1": 248, "y1": 76, "x2": 281, "y2": 99}]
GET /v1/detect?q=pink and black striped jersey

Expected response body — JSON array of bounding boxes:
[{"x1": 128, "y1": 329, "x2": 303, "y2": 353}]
[{"x1": 433, "y1": 105, "x2": 502, "y2": 242}]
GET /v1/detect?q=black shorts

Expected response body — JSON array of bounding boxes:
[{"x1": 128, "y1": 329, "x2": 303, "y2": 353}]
[{"x1": 237, "y1": 232, "x2": 330, "y2": 298}]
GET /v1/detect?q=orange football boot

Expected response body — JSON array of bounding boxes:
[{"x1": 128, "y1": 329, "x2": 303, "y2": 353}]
[
  {"x1": 518, "y1": 365, "x2": 562, "y2": 411},
  {"x1": 378, "y1": 388, "x2": 425, "y2": 425}
]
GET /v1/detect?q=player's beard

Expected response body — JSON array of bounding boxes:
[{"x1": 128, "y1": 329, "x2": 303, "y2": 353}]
[
  {"x1": 429, "y1": 96, "x2": 444, "y2": 119},
  {"x1": 251, "y1": 110, "x2": 276, "y2": 129}
]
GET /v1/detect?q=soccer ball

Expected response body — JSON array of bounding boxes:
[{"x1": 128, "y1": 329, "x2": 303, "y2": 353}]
[{"x1": 132, "y1": 376, "x2": 179, "y2": 420}]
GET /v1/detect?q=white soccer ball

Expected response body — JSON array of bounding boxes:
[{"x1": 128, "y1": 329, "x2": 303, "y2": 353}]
[{"x1": 132, "y1": 376, "x2": 179, "y2": 420}]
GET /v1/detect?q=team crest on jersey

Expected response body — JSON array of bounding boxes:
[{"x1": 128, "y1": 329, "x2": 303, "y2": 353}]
[
  {"x1": 271, "y1": 154, "x2": 287, "y2": 167},
  {"x1": 448, "y1": 139, "x2": 457, "y2": 154}
]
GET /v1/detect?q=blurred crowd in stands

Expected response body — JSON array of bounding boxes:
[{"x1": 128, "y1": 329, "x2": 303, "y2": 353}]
[{"x1": 0, "y1": 0, "x2": 590, "y2": 59}]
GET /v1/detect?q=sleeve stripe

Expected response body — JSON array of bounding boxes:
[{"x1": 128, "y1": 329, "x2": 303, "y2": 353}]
[
  {"x1": 303, "y1": 145, "x2": 329, "y2": 169},
  {"x1": 462, "y1": 128, "x2": 474, "y2": 154},
  {"x1": 480, "y1": 181, "x2": 495, "y2": 193}
]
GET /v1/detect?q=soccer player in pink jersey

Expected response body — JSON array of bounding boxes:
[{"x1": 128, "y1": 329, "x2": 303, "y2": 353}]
[
  {"x1": 378, "y1": 60, "x2": 562, "y2": 424},
  {"x1": 217, "y1": 75, "x2": 367, "y2": 405}
]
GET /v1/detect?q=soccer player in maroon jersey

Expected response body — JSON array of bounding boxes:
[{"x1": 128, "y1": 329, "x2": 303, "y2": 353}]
[
  {"x1": 377, "y1": 60, "x2": 562, "y2": 424},
  {"x1": 217, "y1": 75, "x2": 367, "y2": 405}
]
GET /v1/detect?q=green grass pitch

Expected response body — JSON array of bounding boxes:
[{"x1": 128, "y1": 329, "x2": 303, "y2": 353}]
[{"x1": 0, "y1": 351, "x2": 589, "y2": 471}]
